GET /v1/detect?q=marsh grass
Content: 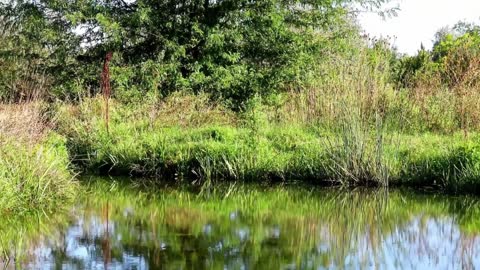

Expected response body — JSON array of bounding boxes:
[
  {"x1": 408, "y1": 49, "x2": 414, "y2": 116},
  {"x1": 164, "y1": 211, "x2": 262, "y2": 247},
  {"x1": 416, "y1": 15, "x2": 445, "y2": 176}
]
[
  {"x1": 0, "y1": 103, "x2": 77, "y2": 215},
  {"x1": 55, "y1": 96, "x2": 480, "y2": 192},
  {"x1": 0, "y1": 103, "x2": 50, "y2": 143},
  {"x1": 0, "y1": 134, "x2": 77, "y2": 215},
  {"x1": 324, "y1": 109, "x2": 392, "y2": 186},
  {"x1": 276, "y1": 48, "x2": 400, "y2": 186}
]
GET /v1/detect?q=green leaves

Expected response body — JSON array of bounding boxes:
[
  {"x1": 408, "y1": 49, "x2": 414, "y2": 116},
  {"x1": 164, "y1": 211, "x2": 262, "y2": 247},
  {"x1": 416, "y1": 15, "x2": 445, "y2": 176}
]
[
  {"x1": 394, "y1": 21, "x2": 480, "y2": 89},
  {"x1": 1, "y1": 0, "x2": 393, "y2": 105}
]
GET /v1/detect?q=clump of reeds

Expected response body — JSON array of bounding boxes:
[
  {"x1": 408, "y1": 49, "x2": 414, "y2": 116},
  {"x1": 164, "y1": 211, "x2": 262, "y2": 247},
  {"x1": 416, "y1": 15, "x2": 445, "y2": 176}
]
[
  {"x1": 282, "y1": 47, "x2": 397, "y2": 186},
  {"x1": 324, "y1": 105, "x2": 391, "y2": 186}
]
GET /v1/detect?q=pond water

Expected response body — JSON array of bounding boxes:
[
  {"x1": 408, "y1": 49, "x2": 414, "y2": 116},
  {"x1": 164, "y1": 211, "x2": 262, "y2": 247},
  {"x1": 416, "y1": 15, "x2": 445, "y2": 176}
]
[{"x1": 2, "y1": 178, "x2": 480, "y2": 270}]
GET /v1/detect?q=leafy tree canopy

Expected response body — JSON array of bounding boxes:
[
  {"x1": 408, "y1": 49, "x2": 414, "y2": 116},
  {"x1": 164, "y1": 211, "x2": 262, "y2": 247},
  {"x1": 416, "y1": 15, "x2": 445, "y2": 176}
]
[{"x1": 1, "y1": 0, "x2": 392, "y2": 106}]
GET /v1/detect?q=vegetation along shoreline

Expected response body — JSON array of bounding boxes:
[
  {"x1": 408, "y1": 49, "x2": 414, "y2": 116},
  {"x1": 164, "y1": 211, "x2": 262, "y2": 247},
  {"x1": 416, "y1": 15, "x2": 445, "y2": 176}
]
[{"x1": 1, "y1": 0, "x2": 480, "y2": 216}]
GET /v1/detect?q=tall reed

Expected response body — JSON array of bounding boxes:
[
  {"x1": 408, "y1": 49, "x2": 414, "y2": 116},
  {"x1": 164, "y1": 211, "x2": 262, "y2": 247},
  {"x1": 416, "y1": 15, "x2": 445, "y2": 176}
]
[{"x1": 280, "y1": 47, "x2": 398, "y2": 186}]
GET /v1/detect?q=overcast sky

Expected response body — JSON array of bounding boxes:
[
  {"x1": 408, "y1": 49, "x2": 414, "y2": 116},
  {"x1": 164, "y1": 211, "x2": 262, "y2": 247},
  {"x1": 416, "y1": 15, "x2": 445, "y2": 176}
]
[{"x1": 358, "y1": 0, "x2": 480, "y2": 55}]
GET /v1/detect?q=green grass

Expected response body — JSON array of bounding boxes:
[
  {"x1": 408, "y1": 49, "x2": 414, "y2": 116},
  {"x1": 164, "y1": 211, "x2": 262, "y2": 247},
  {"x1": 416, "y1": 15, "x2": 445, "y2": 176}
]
[
  {"x1": 0, "y1": 133, "x2": 77, "y2": 216},
  {"x1": 56, "y1": 98, "x2": 480, "y2": 193}
]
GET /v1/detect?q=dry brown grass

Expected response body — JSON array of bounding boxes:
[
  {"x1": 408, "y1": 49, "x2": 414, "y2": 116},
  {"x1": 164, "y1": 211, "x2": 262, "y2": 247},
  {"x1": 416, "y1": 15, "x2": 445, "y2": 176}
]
[
  {"x1": 0, "y1": 102, "x2": 50, "y2": 144},
  {"x1": 58, "y1": 92, "x2": 237, "y2": 131},
  {"x1": 275, "y1": 52, "x2": 392, "y2": 129},
  {"x1": 272, "y1": 49, "x2": 480, "y2": 134},
  {"x1": 149, "y1": 92, "x2": 237, "y2": 127},
  {"x1": 409, "y1": 83, "x2": 480, "y2": 133}
]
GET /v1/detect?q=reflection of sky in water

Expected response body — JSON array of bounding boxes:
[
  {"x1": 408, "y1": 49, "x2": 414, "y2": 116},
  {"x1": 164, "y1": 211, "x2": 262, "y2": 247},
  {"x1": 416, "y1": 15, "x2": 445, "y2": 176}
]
[
  {"x1": 380, "y1": 218, "x2": 480, "y2": 270},
  {"x1": 8, "y1": 209, "x2": 480, "y2": 269},
  {"x1": 335, "y1": 217, "x2": 480, "y2": 270}
]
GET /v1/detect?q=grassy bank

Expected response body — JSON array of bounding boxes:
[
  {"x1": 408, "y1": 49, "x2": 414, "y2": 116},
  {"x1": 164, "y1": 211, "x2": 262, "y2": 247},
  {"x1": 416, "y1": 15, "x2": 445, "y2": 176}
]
[
  {"x1": 1, "y1": 86, "x2": 479, "y2": 218},
  {"x1": 0, "y1": 104, "x2": 77, "y2": 215},
  {"x1": 55, "y1": 96, "x2": 480, "y2": 194},
  {"x1": 0, "y1": 49, "x2": 478, "y2": 219}
]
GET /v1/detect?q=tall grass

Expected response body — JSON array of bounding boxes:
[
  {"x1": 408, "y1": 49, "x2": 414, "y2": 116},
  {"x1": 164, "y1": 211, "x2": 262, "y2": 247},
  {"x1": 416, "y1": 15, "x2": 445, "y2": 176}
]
[
  {"x1": 265, "y1": 47, "x2": 397, "y2": 185},
  {"x1": 318, "y1": 49, "x2": 394, "y2": 186},
  {"x1": 0, "y1": 134, "x2": 77, "y2": 215},
  {"x1": 48, "y1": 45, "x2": 480, "y2": 191},
  {"x1": 0, "y1": 103, "x2": 49, "y2": 142},
  {"x1": 54, "y1": 94, "x2": 480, "y2": 192},
  {"x1": 0, "y1": 103, "x2": 77, "y2": 215}
]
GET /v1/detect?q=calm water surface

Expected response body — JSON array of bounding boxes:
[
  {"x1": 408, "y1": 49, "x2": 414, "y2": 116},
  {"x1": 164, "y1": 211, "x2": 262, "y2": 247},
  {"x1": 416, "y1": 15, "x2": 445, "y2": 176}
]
[{"x1": 2, "y1": 179, "x2": 480, "y2": 270}]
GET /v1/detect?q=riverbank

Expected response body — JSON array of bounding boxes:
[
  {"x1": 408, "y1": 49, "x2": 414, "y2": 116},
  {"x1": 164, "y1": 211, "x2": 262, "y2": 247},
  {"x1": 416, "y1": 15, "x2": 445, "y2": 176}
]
[
  {"x1": 57, "y1": 97, "x2": 480, "y2": 193},
  {"x1": 1, "y1": 0, "x2": 480, "y2": 221},
  {"x1": 1, "y1": 97, "x2": 480, "y2": 217}
]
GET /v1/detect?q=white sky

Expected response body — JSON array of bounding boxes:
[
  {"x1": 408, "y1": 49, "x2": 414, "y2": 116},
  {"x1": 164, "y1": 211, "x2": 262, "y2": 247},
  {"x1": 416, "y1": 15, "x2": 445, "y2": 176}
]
[{"x1": 358, "y1": 0, "x2": 480, "y2": 55}]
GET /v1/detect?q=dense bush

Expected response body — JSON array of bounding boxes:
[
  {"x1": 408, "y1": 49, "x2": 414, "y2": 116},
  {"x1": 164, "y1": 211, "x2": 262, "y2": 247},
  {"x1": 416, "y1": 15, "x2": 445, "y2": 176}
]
[
  {"x1": 394, "y1": 22, "x2": 480, "y2": 89},
  {"x1": 389, "y1": 22, "x2": 480, "y2": 132},
  {"x1": 0, "y1": 1, "x2": 78, "y2": 101},
  {"x1": 0, "y1": 0, "x2": 391, "y2": 107}
]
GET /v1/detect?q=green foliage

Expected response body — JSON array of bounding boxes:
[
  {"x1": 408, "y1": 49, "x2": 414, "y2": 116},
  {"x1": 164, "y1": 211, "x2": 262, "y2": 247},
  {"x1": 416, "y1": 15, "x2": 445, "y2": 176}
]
[
  {"x1": 393, "y1": 21, "x2": 480, "y2": 89},
  {"x1": 393, "y1": 46, "x2": 435, "y2": 88},
  {"x1": 0, "y1": 133, "x2": 77, "y2": 215},
  {"x1": 0, "y1": 1, "x2": 80, "y2": 101},
  {"x1": 57, "y1": 98, "x2": 480, "y2": 192},
  {"x1": 434, "y1": 30, "x2": 480, "y2": 87},
  {"x1": 1, "y1": 0, "x2": 392, "y2": 107}
]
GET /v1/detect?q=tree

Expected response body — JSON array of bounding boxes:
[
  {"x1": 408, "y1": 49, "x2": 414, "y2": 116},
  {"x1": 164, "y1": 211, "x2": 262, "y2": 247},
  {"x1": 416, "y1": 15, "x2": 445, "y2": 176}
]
[
  {"x1": 0, "y1": 0, "x2": 80, "y2": 101},
  {"x1": 432, "y1": 22, "x2": 480, "y2": 87},
  {"x1": 392, "y1": 21, "x2": 480, "y2": 89},
  {"x1": 1, "y1": 0, "x2": 393, "y2": 107}
]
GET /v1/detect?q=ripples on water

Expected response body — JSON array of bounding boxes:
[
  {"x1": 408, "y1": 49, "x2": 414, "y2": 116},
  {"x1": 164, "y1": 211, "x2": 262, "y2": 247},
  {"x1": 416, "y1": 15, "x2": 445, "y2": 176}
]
[{"x1": 2, "y1": 180, "x2": 480, "y2": 270}]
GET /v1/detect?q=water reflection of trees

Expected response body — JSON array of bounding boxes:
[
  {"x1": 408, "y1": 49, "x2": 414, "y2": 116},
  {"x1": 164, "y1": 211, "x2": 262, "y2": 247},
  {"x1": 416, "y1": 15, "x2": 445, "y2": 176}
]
[{"x1": 2, "y1": 186, "x2": 480, "y2": 269}]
